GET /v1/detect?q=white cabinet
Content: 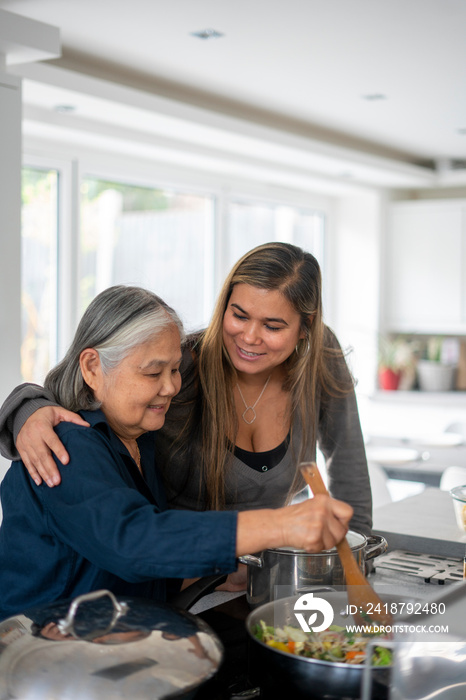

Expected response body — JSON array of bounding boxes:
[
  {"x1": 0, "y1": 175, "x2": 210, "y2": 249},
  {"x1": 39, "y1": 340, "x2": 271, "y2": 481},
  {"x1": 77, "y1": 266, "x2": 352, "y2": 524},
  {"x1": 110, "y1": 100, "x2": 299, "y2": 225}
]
[{"x1": 384, "y1": 200, "x2": 466, "y2": 334}]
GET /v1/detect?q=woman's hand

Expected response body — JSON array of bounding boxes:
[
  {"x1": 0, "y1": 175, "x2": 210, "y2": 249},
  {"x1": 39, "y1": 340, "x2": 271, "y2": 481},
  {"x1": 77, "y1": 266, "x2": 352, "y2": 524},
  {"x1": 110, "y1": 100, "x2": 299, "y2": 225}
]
[
  {"x1": 236, "y1": 495, "x2": 353, "y2": 556},
  {"x1": 17, "y1": 406, "x2": 90, "y2": 487},
  {"x1": 275, "y1": 495, "x2": 353, "y2": 553}
]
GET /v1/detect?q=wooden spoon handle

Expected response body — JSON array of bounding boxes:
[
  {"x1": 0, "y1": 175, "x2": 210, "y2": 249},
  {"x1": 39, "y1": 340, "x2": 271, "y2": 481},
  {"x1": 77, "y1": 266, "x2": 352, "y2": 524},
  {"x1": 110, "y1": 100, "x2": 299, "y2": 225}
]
[
  {"x1": 299, "y1": 462, "x2": 366, "y2": 584},
  {"x1": 300, "y1": 462, "x2": 392, "y2": 625},
  {"x1": 300, "y1": 462, "x2": 393, "y2": 625},
  {"x1": 300, "y1": 461, "x2": 330, "y2": 497}
]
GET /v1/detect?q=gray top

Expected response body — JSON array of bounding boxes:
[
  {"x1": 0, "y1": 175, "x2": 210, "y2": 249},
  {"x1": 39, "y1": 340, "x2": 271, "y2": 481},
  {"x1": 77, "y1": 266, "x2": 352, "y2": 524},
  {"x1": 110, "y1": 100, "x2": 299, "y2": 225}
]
[{"x1": 0, "y1": 330, "x2": 372, "y2": 536}]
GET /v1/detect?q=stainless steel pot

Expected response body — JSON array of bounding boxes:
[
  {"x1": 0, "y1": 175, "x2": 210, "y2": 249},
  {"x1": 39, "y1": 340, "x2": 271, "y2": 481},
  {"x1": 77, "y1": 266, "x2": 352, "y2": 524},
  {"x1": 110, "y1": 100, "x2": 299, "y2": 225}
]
[
  {"x1": 245, "y1": 590, "x2": 415, "y2": 699},
  {"x1": 0, "y1": 589, "x2": 223, "y2": 700},
  {"x1": 239, "y1": 531, "x2": 388, "y2": 607}
]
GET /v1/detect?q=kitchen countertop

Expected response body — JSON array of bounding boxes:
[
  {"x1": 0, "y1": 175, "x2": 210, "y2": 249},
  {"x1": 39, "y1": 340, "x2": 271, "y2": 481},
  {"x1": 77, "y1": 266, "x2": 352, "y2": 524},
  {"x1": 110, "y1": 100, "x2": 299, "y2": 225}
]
[
  {"x1": 365, "y1": 434, "x2": 466, "y2": 487},
  {"x1": 373, "y1": 487, "x2": 466, "y2": 558},
  {"x1": 370, "y1": 390, "x2": 466, "y2": 405}
]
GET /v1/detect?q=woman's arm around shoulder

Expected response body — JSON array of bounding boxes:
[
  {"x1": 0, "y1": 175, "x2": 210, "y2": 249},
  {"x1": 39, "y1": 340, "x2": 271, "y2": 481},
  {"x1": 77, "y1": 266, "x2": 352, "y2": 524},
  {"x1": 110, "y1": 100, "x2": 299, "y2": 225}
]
[
  {"x1": 0, "y1": 382, "x2": 89, "y2": 486},
  {"x1": 0, "y1": 383, "x2": 58, "y2": 460}
]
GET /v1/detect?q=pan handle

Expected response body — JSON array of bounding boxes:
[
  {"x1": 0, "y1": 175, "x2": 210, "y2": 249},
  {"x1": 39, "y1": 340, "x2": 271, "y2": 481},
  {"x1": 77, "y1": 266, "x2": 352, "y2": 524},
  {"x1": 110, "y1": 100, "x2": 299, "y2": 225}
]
[
  {"x1": 168, "y1": 573, "x2": 228, "y2": 610},
  {"x1": 364, "y1": 535, "x2": 388, "y2": 561}
]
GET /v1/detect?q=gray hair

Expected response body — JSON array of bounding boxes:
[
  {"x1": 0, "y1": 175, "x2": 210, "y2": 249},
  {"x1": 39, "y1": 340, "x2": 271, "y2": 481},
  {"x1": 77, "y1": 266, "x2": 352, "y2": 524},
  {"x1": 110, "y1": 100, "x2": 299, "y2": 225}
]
[{"x1": 45, "y1": 285, "x2": 185, "y2": 412}]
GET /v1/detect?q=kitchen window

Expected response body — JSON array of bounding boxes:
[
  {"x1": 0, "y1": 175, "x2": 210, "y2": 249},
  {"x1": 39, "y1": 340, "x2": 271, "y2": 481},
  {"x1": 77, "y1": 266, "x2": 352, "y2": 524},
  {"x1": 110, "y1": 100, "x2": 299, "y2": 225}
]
[
  {"x1": 19, "y1": 164, "x2": 327, "y2": 383},
  {"x1": 79, "y1": 178, "x2": 215, "y2": 333},
  {"x1": 226, "y1": 199, "x2": 325, "y2": 270}
]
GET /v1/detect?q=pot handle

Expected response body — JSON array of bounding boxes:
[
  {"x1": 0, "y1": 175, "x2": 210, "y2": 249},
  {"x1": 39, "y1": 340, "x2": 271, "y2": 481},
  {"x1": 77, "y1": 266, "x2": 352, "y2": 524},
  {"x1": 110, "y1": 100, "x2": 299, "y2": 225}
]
[
  {"x1": 364, "y1": 535, "x2": 388, "y2": 561},
  {"x1": 57, "y1": 589, "x2": 129, "y2": 640},
  {"x1": 238, "y1": 554, "x2": 263, "y2": 568}
]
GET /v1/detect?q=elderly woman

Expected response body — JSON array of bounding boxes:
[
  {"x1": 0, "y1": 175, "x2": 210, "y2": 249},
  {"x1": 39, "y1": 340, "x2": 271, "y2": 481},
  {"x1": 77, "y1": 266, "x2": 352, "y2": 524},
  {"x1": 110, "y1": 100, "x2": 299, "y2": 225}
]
[{"x1": 0, "y1": 285, "x2": 351, "y2": 621}]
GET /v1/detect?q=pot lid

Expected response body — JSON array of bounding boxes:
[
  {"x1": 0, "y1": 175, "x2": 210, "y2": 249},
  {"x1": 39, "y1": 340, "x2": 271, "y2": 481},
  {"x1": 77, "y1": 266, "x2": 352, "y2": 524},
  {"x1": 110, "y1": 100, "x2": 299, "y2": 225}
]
[
  {"x1": 0, "y1": 590, "x2": 223, "y2": 700},
  {"x1": 272, "y1": 530, "x2": 366, "y2": 555}
]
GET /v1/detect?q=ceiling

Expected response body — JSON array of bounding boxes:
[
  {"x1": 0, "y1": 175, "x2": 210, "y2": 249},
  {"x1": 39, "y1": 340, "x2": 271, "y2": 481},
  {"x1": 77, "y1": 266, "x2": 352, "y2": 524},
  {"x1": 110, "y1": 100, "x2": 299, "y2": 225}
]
[{"x1": 2, "y1": 0, "x2": 466, "y2": 191}]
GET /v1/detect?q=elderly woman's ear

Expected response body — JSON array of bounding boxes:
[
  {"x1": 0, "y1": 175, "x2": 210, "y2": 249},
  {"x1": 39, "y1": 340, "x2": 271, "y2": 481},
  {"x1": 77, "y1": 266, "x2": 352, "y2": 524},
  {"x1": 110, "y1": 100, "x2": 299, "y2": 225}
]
[{"x1": 79, "y1": 349, "x2": 103, "y2": 395}]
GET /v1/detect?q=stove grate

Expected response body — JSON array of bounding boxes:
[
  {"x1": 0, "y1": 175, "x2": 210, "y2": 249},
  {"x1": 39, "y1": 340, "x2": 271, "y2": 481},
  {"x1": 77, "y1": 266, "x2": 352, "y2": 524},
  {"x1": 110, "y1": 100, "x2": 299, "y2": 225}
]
[{"x1": 375, "y1": 550, "x2": 464, "y2": 584}]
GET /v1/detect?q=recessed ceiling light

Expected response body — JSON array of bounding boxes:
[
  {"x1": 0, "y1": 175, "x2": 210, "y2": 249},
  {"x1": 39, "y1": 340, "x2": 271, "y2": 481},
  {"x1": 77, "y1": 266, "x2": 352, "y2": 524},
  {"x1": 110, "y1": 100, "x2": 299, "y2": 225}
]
[
  {"x1": 190, "y1": 28, "x2": 224, "y2": 40},
  {"x1": 362, "y1": 94, "x2": 387, "y2": 101},
  {"x1": 54, "y1": 104, "x2": 76, "y2": 113}
]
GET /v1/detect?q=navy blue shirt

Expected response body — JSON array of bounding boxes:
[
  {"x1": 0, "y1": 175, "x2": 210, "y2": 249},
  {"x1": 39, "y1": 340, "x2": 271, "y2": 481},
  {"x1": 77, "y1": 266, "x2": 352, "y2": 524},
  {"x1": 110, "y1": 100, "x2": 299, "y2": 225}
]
[{"x1": 0, "y1": 410, "x2": 238, "y2": 621}]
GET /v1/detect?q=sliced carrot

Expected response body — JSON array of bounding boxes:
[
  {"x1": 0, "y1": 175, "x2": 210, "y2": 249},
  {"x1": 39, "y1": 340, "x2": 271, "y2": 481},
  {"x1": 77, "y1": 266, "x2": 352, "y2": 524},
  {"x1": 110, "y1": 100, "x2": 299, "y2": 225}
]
[
  {"x1": 345, "y1": 650, "x2": 365, "y2": 661},
  {"x1": 287, "y1": 640, "x2": 296, "y2": 653}
]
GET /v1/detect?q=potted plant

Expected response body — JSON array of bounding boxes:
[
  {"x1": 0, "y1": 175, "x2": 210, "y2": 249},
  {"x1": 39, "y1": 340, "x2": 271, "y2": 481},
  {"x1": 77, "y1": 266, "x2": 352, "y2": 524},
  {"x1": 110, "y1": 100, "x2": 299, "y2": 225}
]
[
  {"x1": 378, "y1": 336, "x2": 417, "y2": 391},
  {"x1": 417, "y1": 337, "x2": 457, "y2": 392}
]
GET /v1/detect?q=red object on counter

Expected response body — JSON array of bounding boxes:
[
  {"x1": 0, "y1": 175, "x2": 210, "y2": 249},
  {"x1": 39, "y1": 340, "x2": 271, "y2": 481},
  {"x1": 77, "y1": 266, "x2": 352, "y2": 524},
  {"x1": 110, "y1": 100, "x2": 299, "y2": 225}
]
[{"x1": 379, "y1": 367, "x2": 401, "y2": 391}]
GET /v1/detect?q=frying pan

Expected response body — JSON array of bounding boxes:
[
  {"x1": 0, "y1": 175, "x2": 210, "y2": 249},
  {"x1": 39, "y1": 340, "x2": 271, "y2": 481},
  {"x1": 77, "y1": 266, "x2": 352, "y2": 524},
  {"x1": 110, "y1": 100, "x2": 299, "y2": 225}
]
[{"x1": 245, "y1": 589, "x2": 418, "y2": 699}]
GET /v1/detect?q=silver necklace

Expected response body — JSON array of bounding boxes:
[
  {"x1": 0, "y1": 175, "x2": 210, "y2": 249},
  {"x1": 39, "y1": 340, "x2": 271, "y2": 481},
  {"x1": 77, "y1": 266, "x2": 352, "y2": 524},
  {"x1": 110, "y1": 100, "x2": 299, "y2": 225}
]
[{"x1": 236, "y1": 375, "x2": 271, "y2": 425}]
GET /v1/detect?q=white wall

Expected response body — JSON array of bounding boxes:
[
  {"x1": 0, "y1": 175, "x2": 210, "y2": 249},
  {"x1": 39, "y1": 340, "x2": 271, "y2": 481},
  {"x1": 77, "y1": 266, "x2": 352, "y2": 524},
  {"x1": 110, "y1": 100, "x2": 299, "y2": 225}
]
[
  {"x1": 329, "y1": 191, "x2": 384, "y2": 396},
  {"x1": 0, "y1": 73, "x2": 22, "y2": 393},
  {"x1": 0, "y1": 72, "x2": 23, "y2": 491}
]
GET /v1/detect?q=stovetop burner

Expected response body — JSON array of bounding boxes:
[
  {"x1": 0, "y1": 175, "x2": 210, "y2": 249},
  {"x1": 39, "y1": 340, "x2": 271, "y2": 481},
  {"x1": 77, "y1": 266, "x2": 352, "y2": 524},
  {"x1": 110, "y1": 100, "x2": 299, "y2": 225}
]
[{"x1": 375, "y1": 550, "x2": 464, "y2": 584}]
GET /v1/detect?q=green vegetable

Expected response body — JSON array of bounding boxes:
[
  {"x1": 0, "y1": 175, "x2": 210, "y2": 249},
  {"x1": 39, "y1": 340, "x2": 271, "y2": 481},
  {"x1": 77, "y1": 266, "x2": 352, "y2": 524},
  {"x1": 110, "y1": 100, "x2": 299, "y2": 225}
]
[
  {"x1": 372, "y1": 646, "x2": 392, "y2": 666},
  {"x1": 253, "y1": 623, "x2": 264, "y2": 642},
  {"x1": 330, "y1": 646, "x2": 343, "y2": 658}
]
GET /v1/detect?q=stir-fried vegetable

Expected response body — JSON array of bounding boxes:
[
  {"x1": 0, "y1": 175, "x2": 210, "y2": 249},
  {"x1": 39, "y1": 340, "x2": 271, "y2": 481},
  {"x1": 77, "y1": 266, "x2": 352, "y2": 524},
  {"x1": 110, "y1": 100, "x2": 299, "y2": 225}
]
[{"x1": 253, "y1": 621, "x2": 392, "y2": 666}]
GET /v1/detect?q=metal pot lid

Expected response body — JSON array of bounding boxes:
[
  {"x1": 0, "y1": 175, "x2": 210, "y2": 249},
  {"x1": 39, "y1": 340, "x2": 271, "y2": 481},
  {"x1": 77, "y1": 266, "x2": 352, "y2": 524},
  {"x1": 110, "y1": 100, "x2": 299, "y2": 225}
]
[
  {"x1": 0, "y1": 590, "x2": 223, "y2": 700},
  {"x1": 271, "y1": 530, "x2": 367, "y2": 555}
]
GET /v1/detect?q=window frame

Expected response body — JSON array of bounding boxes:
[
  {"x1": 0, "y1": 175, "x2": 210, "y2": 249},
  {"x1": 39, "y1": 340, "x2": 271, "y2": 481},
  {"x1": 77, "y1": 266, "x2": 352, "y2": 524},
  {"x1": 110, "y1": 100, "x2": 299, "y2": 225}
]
[
  {"x1": 21, "y1": 153, "x2": 76, "y2": 373},
  {"x1": 22, "y1": 145, "x2": 333, "y2": 375}
]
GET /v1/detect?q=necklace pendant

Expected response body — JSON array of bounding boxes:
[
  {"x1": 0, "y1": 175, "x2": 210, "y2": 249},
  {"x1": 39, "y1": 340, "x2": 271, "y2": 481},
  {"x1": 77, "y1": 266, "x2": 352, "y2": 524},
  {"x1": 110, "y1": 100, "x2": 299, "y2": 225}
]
[
  {"x1": 242, "y1": 407, "x2": 257, "y2": 424},
  {"x1": 236, "y1": 374, "x2": 271, "y2": 425}
]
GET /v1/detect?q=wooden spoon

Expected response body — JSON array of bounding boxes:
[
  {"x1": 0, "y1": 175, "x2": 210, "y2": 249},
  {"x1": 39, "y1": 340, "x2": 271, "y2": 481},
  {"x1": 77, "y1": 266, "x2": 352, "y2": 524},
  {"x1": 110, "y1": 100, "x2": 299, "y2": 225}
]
[{"x1": 300, "y1": 462, "x2": 393, "y2": 627}]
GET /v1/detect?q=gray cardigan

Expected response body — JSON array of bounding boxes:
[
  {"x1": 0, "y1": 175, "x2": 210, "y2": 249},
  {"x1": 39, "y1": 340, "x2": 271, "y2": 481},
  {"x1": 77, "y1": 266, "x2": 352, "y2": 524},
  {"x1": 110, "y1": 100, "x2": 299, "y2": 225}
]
[{"x1": 0, "y1": 335, "x2": 372, "y2": 536}]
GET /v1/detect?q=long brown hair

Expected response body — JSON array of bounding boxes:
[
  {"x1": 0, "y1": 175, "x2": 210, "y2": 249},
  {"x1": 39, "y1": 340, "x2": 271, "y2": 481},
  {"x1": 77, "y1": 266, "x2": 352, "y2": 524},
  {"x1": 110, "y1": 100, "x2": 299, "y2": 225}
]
[{"x1": 196, "y1": 242, "x2": 353, "y2": 509}]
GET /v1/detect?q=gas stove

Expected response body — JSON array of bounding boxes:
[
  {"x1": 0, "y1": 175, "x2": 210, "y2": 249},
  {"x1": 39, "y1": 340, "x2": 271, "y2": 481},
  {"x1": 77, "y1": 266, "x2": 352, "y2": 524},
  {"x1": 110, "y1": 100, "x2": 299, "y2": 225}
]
[{"x1": 374, "y1": 550, "x2": 464, "y2": 584}]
